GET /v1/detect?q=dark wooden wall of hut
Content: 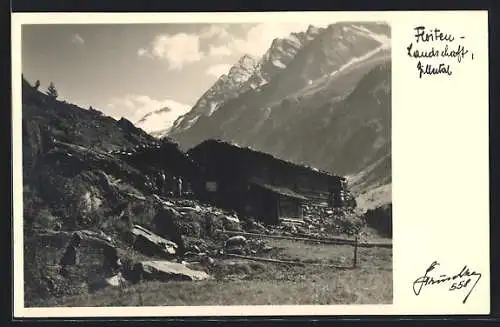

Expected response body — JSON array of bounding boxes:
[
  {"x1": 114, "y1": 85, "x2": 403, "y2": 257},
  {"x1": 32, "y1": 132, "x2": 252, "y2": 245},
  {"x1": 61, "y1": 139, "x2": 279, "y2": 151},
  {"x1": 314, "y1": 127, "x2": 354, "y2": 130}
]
[{"x1": 188, "y1": 140, "x2": 344, "y2": 205}]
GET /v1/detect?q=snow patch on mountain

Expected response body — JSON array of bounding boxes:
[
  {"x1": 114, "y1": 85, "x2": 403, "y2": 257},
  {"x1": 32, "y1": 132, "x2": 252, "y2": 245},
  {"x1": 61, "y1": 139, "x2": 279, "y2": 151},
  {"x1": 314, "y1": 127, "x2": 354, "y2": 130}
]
[
  {"x1": 351, "y1": 25, "x2": 391, "y2": 49},
  {"x1": 330, "y1": 44, "x2": 389, "y2": 78},
  {"x1": 272, "y1": 59, "x2": 287, "y2": 68},
  {"x1": 207, "y1": 101, "x2": 220, "y2": 116}
]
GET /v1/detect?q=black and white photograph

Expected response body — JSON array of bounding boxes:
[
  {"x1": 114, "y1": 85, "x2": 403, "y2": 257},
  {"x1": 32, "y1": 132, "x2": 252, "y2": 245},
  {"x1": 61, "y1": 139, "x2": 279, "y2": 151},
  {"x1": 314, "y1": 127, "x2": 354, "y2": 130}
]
[{"x1": 20, "y1": 19, "x2": 393, "y2": 307}]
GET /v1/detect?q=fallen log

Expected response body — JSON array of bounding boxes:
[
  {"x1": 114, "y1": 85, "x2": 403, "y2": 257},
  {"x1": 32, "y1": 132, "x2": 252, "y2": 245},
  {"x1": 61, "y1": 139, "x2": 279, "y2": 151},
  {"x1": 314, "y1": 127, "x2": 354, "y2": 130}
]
[
  {"x1": 225, "y1": 253, "x2": 353, "y2": 269},
  {"x1": 216, "y1": 230, "x2": 392, "y2": 248}
]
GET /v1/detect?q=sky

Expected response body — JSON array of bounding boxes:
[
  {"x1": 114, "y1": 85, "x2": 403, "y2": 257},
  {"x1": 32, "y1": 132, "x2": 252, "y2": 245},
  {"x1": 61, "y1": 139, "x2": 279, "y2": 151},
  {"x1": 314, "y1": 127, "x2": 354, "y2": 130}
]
[{"x1": 22, "y1": 22, "x2": 315, "y2": 124}]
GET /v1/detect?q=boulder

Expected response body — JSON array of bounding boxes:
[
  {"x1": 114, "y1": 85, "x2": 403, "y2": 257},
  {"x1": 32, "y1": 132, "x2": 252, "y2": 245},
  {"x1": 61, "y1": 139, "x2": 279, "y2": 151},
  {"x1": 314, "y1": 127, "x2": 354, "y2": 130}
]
[
  {"x1": 89, "y1": 272, "x2": 127, "y2": 292},
  {"x1": 222, "y1": 215, "x2": 242, "y2": 231},
  {"x1": 36, "y1": 229, "x2": 115, "y2": 250},
  {"x1": 138, "y1": 261, "x2": 210, "y2": 281},
  {"x1": 152, "y1": 206, "x2": 183, "y2": 238},
  {"x1": 130, "y1": 225, "x2": 178, "y2": 258},
  {"x1": 224, "y1": 235, "x2": 247, "y2": 248},
  {"x1": 104, "y1": 272, "x2": 127, "y2": 287},
  {"x1": 224, "y1": 215, "x2": 240, "y2": 224}
]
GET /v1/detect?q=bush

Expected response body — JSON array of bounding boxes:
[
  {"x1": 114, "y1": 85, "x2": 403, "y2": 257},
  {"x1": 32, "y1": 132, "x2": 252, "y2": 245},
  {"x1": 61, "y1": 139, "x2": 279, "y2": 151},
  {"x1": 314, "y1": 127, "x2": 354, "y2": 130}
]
[{"x1": 323, "y1": 210, "x2": 365, "y2": 236}]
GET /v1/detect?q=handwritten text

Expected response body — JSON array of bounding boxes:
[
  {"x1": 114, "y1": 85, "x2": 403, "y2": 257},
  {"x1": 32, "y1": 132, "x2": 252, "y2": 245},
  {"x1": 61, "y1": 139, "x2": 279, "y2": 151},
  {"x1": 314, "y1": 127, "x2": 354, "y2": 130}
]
[
  {"x1": 412, "y1": 261, "x2": 482, "y2": 304},
  {"x1": 407, "y1": 26, "x2": 474, "y2": 79}
]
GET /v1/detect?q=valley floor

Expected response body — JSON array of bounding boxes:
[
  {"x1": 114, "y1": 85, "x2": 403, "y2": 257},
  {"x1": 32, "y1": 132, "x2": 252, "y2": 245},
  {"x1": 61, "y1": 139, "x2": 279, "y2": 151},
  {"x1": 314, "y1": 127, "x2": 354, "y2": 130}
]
[{"x1": 28, "y1": 239, "x2": 392, "y2": 307}]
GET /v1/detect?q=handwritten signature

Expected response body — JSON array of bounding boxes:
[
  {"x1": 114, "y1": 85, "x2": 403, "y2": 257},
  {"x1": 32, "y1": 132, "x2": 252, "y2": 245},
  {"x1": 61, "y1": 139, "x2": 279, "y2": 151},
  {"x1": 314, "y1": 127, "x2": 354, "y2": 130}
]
[{"x1": 412, "y1": 261, "x2": 482, "y2": 304}]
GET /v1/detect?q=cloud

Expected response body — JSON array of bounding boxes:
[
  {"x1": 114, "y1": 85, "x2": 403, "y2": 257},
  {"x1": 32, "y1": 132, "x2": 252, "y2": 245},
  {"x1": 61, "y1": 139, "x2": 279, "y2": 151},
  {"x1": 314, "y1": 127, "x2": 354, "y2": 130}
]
[
  {"x1": 231, "y1": 23, "x2": 312, "y2": 57},
  {"x1": 205, "y1": 64, "x2": 232, "y2": 78},
  {"x1": 106, "y1": 94, "x2": 192, "y2": 132},
  {"x1": 71, "y1": 33, "x2": 85, "y2": 46},
  {"x1": 138, "y1": 23, "x2": 322, "y2": 70},
  {"x1": 138, "y1": 33, "x2": 203, "y2": 70},
  {"x1": 208, "y1": 45, "x2": 233, "y2": 57},
  {"x1": 200, "y1": 24, "x2": 230, "y2": 40},
  {"x1": 137, "y1": 48, "x2": 152, "y2": 58},
  {"x1": 202, "y1": 23, "x2": 315, "y2": 58}
]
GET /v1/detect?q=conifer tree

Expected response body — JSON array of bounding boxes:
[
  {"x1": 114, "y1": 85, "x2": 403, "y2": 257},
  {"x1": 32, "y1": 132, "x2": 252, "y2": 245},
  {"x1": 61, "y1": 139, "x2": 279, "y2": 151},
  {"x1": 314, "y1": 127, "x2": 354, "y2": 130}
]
[{"x1": 47, "y1": 82, "x2": 58, "y2": 99}]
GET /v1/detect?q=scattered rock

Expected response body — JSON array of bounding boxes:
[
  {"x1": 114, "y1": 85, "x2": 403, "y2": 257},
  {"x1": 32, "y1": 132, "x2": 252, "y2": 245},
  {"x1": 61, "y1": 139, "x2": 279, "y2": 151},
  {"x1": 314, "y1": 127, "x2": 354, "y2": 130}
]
[
  {"x1": 189, "y1": 244, "x2": 201, "y2": 253},
  {"x1": 224, "y1": 235, "x2": 247, "y2": 248},
  {"x1": 226, "y1": 247, "x2": 246, "y2": 255},
  {"x1": 89, "y1": 272, "x2": 128, "y2": 292},
  {"x1": 201, "y1": 255, "x2": 215, "y2": 266},
  {"x1": 139, "y1": 260, "x2": 211, "y2": 281}
]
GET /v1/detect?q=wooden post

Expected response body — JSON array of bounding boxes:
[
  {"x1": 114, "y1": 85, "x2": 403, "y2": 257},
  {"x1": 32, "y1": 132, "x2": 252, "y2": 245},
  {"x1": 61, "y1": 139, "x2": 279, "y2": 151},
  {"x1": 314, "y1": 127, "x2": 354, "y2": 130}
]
[
  {"x1": 353, "y1": 235, "x2": 358, "y2": 268},
  {"x1": 276, "y1": 196, "x2": 281, "y2": 223}
]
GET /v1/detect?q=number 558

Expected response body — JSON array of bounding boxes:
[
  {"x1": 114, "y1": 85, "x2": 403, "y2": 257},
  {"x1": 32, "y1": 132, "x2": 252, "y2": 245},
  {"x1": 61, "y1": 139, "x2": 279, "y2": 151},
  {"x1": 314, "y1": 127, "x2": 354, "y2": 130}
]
[{"x1": 449, "y1": 279, "x2": 470, "y2": 291}]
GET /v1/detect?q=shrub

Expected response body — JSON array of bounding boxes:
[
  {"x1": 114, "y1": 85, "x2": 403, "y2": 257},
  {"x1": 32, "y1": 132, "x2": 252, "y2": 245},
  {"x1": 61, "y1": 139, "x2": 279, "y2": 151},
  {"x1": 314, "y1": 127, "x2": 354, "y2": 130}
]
[{"x1": 324, "y1": 210, "x2": 365, "y2": 236}]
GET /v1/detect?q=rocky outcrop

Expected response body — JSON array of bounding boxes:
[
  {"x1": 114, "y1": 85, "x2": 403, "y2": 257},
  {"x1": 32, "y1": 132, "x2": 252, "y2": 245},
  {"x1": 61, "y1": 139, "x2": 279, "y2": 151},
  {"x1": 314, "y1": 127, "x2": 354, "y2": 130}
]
[
  {"x1": 22, "y1": 118, "x2": 53, "y2": 179},
  {"x1": 30, "y1": 141, "x2": 152, "y2": 230},
  {"x1": 22, "y1": 77, "x2": 158, "y2": 153}
]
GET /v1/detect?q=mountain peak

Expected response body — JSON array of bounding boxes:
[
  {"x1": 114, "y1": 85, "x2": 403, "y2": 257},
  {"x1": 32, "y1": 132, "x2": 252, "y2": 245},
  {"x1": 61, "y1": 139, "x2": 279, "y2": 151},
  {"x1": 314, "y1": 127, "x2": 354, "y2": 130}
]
[
  {"x1": 236, "y1": 54, "x2": 258, "y2": 69},
  {"x1": 227, "y1": 55, "x2": 259, "y2": 83},
  {"x1": 306, "y1": 24, "x2": 320, "y2": 35}
]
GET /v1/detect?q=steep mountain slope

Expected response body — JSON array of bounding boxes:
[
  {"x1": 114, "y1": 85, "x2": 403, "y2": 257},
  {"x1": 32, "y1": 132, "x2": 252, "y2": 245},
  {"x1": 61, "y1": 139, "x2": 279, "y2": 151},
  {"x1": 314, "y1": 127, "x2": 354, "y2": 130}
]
[
  {"x1": 167, "y1": 22, "x2": 391, "y2": 194},
  {"x1": 170, "y1": 22, "x2": 390, "y2": 150},
  {"x1": 168, "y1": 26, "x2": 325, "y2": 138},
  {"x1": 237, "y1": 25, "x2": 325, "y2": 94},
  {"x1": 167, "y1": 55, "x2": 259, "y2": 135},
  {"x1": 22, "y1": 76, "x2": 206, "y2": 237},
  {"x1": 22, "y1": 78, "x2": 159, "y2": 157}
]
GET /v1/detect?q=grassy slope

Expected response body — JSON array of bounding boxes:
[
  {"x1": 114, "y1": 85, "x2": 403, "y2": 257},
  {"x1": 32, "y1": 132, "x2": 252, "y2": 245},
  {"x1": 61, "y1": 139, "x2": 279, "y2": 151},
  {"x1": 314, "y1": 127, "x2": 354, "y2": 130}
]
[{"x1": 30, "y1": 239, "x2": 392, "y2": 306}]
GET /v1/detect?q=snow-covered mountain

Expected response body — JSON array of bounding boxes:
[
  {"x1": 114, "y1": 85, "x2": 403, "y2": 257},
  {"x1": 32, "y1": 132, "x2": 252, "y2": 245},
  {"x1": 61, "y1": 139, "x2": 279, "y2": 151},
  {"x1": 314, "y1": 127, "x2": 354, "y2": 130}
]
[
  {"x1": 168, "y1": 21, "x2": 392, "y2": 194},
  {"x1": 238, "y1": 25, "x2": 325, "y2": 93},
  {"x1": 167, "y1": 54, "x2": 259, "y2": 135},
  {"x1": 135, "y1": 101, "x2": 191, "y2": 136},
  {"x1": 168, "y1": 26, "x2": 324, "y2": 137}
]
